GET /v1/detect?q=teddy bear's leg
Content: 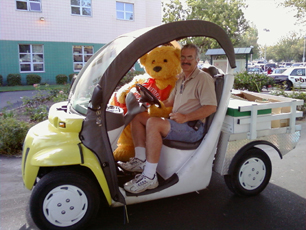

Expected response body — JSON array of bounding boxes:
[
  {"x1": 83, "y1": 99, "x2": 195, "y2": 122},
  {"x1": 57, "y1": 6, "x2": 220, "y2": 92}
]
[{"x1": 113, "y1": 124, "x2": 135, "y2": 162}]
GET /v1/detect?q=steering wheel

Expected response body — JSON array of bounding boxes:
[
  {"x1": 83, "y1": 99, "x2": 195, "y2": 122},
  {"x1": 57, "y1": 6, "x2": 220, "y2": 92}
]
[{"x1": 136, "y1": 83, "x2": 161, "y2": 108}]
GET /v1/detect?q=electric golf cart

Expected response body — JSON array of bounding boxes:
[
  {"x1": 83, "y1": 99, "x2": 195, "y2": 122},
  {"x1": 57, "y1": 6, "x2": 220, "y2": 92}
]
[{"x1": 21, "y1": 20, "x2": 303, "y2": 230}]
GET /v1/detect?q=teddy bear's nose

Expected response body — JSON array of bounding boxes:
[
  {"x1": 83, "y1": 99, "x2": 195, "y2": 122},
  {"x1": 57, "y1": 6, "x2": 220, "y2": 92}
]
[{"x1": 153, "y1": 66, "x2": 162, "y2": 72}]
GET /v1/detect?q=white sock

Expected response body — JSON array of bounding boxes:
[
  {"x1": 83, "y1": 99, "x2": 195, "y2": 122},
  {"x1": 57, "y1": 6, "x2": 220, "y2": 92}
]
[
  {"x1": 143, "y1": 161, "x2": 158, "y2": 179},
  {"x1": 135, "y1": 147, "x2": 146, "y2": 161}
]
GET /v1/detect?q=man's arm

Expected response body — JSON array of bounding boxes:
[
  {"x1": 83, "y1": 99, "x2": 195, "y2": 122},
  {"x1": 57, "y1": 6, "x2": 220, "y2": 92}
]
[
  {"x1": 163, "y1": 98, "x2": 174, "y2": 107},
  {"x1": 169, "y1": 105, "x2": 216, "y2": 124}
]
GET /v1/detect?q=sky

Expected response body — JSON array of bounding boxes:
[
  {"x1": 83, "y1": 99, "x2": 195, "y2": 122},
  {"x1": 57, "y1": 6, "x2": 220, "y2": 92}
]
[
  {"x1": 244, "y1": 0, "x2": 305, "y2": 46},
  {"x1": 161, "y1": 0, "x2": 305, "y2": 46}
]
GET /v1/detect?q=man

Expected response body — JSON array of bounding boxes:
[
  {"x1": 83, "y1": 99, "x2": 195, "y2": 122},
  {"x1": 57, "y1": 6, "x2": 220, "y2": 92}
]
[{"x1": 119, "y1": 44, "x2": 217, "y2": 194}]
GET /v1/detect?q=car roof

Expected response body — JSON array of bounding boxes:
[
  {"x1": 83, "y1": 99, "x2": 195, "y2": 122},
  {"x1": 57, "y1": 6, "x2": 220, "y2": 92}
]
[{"x1": 94, "y1": 20, "x2": 236, "y2": 101}]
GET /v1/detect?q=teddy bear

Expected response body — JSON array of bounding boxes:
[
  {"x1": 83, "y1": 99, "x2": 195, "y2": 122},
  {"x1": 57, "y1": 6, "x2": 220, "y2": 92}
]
[{"x1": 110, "y1": 45, "x2": 182, "y2": 161}]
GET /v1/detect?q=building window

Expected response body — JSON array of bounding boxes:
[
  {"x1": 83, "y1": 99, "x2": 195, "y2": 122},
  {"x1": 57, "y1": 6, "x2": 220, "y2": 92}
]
[
  {"x1": 73, "y1": 46, "x2": 93, "y2": 71},
  {"x1": 116, "y1": 2, "x2": 134, "y2": 21},
  {"x1": 71, "y1": 0, "x2": 92, "y2": 16},
  {"x1": 19, "y1": 44, "x2": 44, "y2": 72},
  {"x1": 16, "y1": 0, "x2": 41, "y2": 12}
]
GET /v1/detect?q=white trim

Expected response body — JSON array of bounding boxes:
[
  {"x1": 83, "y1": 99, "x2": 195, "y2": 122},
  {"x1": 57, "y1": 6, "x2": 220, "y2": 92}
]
[
  {"x1": 71, "y1": 0, "x2": 92, "y2": 16},
  {"x1": 19, "y1": 44, "x2": 45, "y2": 73},
  {"x1": 16, "y1": 0, "x2": 42, "y2": 12},
  {"x1": 116, "y1": 1, "x2": 134, "y2": 21},
  {"x1": 72, "y1": 45, "x2": 94, "y2": 72}
]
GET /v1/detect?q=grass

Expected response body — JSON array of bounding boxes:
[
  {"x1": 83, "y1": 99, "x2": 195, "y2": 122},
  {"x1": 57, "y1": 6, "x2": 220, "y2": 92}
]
[{"x1": 0, "y1": 85, "x2": 67, "y2": 92}]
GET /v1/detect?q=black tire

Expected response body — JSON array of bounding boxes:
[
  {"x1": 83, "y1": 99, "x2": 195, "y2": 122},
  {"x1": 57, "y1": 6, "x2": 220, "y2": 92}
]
[
  {"x1": 280, "y1": 80, "x2": 292, "y2": 90},
  {"x1": 29, "y1": 168, "x2": 101, "y2": 230},
  {"x1": 285, "y1": 80, "x2": 293, "y2": 91},
  {"x1": 224, "y1": 147, "x2": 272, "y2": 196}
]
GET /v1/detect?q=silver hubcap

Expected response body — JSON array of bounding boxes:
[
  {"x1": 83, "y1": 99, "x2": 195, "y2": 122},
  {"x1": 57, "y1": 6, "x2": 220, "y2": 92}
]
[
  {"x1": 43, "y1": 185, "x2": 88, "y2": 227},
  {"x1": 239, "y1": 157, "x2": 266, "y2": 190}
]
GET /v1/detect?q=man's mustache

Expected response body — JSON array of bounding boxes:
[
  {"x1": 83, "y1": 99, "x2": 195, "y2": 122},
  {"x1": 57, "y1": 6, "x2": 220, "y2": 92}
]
[{"x1": 182, "y1": 63, "x2": 191, "y2": 66}]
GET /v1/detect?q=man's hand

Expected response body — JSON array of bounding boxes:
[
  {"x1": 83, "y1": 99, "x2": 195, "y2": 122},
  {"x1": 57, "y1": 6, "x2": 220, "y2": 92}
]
[{"x1": 169, "y1": 112, "x2": 187, "y2": 124}]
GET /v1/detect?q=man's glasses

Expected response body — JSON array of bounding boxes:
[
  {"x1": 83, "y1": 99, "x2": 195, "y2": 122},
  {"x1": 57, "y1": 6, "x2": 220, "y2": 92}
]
[{"x1": 180, "y1": 56, "x2": 194, "y2": 61}]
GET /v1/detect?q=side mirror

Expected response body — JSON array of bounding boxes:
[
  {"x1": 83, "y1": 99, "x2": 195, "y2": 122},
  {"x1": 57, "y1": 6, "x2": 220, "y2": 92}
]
[
  {"x1": 69, "y1": 74, "x2": 77, "y2": 94},
  {"x1": 89, "y1": 84, "x2": 103, "y2": 110}
]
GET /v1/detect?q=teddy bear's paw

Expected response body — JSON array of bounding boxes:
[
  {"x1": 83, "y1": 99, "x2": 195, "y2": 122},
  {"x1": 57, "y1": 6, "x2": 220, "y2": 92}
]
[
  {"x1": 117, "y1": 91, "x2": 128, "y2": 104},
  {"x1": 113, "y1": 145, "x2": 135, "y2": 162},
  {"x1": 148, "y1": 102, "x2": 172, "y2": 118}
]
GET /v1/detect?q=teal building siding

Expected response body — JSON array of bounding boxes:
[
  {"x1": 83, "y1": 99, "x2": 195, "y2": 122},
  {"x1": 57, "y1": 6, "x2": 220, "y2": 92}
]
[{"x1": 0, "y1": 40, "x2": 104, "y2": 85}]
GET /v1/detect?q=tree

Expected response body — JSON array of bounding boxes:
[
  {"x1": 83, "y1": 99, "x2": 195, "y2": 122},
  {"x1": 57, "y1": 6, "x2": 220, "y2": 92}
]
[
  {"x1": 162, "y1": 0, "x2": 190, "y2": 22},
  {"x1": 238, "y1": 22, "x2": 260, "y2": 60},
  {"x1": 162, "y1": 0, "x2": 249, "y2": 54},
  {"x1": 265, "y1": 31, "x2": 304, "y2": 62},
  {"x1": 280, "y1": 0, "x2": 306, "y2": 25}
]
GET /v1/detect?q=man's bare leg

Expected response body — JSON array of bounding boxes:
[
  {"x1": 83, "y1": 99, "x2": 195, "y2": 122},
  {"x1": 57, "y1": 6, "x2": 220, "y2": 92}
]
[
  {"x1": 130, "y1": 112, "x2": 151, "y2": 148},
  {"x1": 145, "y1": 117, "x2": 171, "y2": 163}
]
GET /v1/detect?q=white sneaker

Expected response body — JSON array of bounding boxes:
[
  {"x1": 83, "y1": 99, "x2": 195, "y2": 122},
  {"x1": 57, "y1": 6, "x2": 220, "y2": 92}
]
[
  {"x1": 124, "y1": 173, "x2": 158, "y2": 194},
  {"x1": 117, "y1": 158, "x2": 145, "y2": 172}
]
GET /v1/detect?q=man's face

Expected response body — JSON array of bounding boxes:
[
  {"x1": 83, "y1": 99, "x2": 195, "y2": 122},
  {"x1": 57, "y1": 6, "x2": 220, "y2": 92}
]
[{"x1": 180, "y1": 48, "x2": 198, "y2": 73}]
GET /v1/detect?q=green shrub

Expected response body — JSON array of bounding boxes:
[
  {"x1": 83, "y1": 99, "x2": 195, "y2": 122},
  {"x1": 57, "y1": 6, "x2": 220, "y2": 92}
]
[
  {"x1": 56, "y1": 74, "x2": 68, "y2": 84},
  {"x1": 50, "y1": 84, "x2": 70, "y2": 102},
  {"x1": 233, "y1": 72, "x2": 275, "y2": 92},
  {"x1": 7, "y1": 74, "x2": 21, "y2": 86},
  {"x1": 0, "y1": 117, "x2": 32, "y2": 155},
  {"x1": 0, "y1": 75, "x2": 3, "y2": 86},
  {"x1": 26, "y1": 74, "x2": 41, "y2": 85},
  {"x1": 24, "y1": 104, "x2": 49, "y2": 122},
  {"x1": 69, "y1": 73, "x2": 77, "y2": 82}
]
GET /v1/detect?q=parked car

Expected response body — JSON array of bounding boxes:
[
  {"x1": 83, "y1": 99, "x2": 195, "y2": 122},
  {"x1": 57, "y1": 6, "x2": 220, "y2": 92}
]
[
  {"x1": 265, "y1": 63, "x2": 277, "y2": 69},
  {"x1": 247, "y1": 67, "x2": 266, "y2": 75},
  {"x1": 291, "y1": 63, "x2": 304, "y2": 67},
  {"x1": 269, "y1": 67, "x2": 306, "y2": 89},
  {"x1": 279, "y1": 62, "x2": 292, "y2": 68},
  {"x1": 268, "y1": 67, "x2": 287, "y2": 77}
]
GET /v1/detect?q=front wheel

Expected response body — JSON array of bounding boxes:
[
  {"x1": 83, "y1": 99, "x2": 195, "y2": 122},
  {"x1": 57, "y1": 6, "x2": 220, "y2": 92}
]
[
  {"x1": 280, "y1": 80, "x2": 292, "y2": 90},
  {"x1": 29, "y1": 168, "x2": 102, "y2": 230},
  {"x1": 224, "y1": 147, "x2": 272, "y2": 196}
]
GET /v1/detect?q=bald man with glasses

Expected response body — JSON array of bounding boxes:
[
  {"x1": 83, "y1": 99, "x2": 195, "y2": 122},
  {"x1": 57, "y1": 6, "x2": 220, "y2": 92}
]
[{"x1": 119, "y1": 44, "x2": 217, "y2": 194}]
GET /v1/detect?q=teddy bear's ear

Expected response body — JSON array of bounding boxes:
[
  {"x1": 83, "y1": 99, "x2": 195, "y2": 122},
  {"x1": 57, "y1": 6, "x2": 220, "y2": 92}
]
[
  {"x1": 139, "y1": 54, "x2": 148, "y2": 66},
  {"x1": 174, "y1": 47, "x2": 181, "y2": 60}
]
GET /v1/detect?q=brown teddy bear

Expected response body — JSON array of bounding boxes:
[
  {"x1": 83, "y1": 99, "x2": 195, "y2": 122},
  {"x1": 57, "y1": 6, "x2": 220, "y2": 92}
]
[{"x1": 110, "y1": 45, "x2": 181, "y2": 161}]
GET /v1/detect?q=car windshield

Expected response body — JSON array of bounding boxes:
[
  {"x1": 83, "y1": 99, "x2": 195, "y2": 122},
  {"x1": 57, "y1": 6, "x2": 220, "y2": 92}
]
[
  {"x1": 282, "y1": 68, "x2": 293, "y2": 75},
  {"x1": 70, "y1": 36, "x2": 135, "y2": 115},
  {"x1": 248, "y1": 68, "x2": 262, "y2": 72},
  {"x1": 273, "y1": 68, "x2": 286, "y2": 74}
]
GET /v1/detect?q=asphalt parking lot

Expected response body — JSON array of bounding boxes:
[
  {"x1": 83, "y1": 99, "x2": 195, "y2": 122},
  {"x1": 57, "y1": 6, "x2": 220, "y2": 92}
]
[
  {"x1": 0, "y1": 121, "x2": 305, "y2": 230},
  {"x1": 0, "y1": 90, "x2": 305, "y2": 229}
]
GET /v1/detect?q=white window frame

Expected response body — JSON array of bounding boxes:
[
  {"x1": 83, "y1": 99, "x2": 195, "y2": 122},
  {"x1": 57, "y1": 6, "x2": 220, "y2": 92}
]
[
  {"x1": 73, "y1": 45, "x2": 94, "y2": 72},
  {"x1": 19, "y1": 44, "x2": 44, "y2": 73},
  {"x1": 71, "y1": 0, "x2": 92, "y2": 16},
  {"x1": 16, "y1": 0, "x2": 41, "y2": 12},
  {"x1": 116, "y1": 2, "x2": 134, "y2": 21}
]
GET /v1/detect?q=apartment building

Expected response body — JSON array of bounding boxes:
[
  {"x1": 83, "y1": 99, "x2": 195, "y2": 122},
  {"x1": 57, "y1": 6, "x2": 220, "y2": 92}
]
[{"x1": 0, "y1": 0, "x2": 162, "y2": 84}]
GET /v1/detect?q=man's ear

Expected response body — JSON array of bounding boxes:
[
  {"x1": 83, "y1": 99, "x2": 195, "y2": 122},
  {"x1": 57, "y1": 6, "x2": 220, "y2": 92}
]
[{"x1": 140, "y1": 54, "x2": 147, "y2": 66}]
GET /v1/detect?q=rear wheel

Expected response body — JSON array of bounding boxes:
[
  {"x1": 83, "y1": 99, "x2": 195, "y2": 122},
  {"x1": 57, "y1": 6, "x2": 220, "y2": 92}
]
[
  {"x1": 30, "y1": 168, "x2": 102, "y2": 230},
  {"x1": 224, "y1": 147, "x2": 272, "y2": 196},
  {"x1": 285, "y1": 80, "x2": 293, "y2": 90},
  {"x1": 280, "y1": 80, "x2": 292, "y2": 90}
]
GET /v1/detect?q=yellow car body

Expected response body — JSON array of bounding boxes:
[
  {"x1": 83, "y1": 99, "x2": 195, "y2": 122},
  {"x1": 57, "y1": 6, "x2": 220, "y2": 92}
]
[{"x1": 21, "y1": 101, "x2": 112, "y2": 205}]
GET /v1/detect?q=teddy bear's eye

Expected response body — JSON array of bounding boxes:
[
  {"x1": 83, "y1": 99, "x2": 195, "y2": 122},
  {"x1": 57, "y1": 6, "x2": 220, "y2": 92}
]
[
  {"x1": 164, "y1": 59, "x2": 168, "y2": 62},
  {"x1": 152, "y1": 60, "x2": 155, "y2": 64}
]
